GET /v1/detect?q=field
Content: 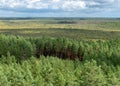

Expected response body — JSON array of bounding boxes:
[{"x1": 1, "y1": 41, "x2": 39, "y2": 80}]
[
  {"x1": 0, "y1": 18, "x2": 120, "y2": 85},
  {"x1": 0, "y1": 18, "x2": 120, "y2": 39}
]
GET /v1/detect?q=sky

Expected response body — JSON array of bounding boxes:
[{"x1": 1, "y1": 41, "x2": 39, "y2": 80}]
[{"x1": 0, "y1": 0, "x2": 120, "y2": 17}]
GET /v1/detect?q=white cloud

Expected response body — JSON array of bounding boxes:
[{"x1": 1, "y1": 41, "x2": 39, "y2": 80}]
[
  {"x1": 30, "y1": 0, "x2": 41, "y2": 3},
  {"x1": 27, "y1": 0, "x2": 48, "y2": 9},
  {"x1": 52, "y1": 0, "x2": 60, "y2": 2},
  {"x1": 62, "y1": 1, "x2": 86, "y2": 11},
  {"x1": 87, "y1": 1, "x2": 100, "y2": 6},
  {"x1": 9, "y1": 2, "x2": 21, "y2": 8},
  {"x1": 0, "y1": 0, "x2": 119, "y2": 12},
  {"x1": 27, "y1": 2, "x2": 48, "y2": 9}
]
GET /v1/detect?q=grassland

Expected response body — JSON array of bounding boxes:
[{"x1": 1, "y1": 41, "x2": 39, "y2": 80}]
[{"x1": 0, "y1": 18, "x2": 120, "y2": 39}]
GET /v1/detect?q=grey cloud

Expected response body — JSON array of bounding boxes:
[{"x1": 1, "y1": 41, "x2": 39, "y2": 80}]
[{"x1": 0, "y1": 0, "x2": 119, "y2": 13}]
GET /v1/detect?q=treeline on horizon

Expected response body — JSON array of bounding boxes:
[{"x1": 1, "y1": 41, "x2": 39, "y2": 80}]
[{"x1": 0, "y1": 17, "x2": 120, "y2": 20}]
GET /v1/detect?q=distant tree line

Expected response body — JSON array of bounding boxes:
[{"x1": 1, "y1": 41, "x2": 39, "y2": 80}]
[{"x1": 57, "y1": 20, "x2": 77, "y2": 24}]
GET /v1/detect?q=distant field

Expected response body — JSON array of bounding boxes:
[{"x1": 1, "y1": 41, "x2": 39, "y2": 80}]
[{"x1": 0, "y1": 18, "x2": 120, "y2": 39}]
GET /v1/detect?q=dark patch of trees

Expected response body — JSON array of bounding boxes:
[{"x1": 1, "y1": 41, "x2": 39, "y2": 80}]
[{"x1": 57, "y1": 20, "x2": 77, "y2": 24}]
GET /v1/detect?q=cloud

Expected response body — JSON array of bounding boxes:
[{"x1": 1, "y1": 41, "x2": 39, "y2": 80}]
[
  {"x1": 29, "y1": 0, "x2": 41, "y2": 3},
  {"x1": 0, "y1": 0, "x2": 119, "y2": 13},
  {"x1": 52, "y1": 0, "x2": 60, "y2": 2},
  {"x1": 62, "y1": 1, "x2": 86, "y2": 11}
]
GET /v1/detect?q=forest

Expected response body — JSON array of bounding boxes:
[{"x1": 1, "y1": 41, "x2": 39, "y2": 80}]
[{"x1": 0, "y1": 18, "x2": 120, "y2": 85}]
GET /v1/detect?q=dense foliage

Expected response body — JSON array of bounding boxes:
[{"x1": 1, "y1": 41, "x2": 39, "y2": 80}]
[
  {"x1": 0, "y1": 35, "x2": 33, "y2": 60},
  {"x1": 0, "y1": 34, "x2": 120, "y2": 85},
  {"x1": 31, "y1": 37, "x2": 120, "y2": 66},
  {"x1": 0, "y1": 35, "x2": 120, "y2": 66},
  {"x1": 0, "y1": 55, "x2": 120, "y2": 86}
]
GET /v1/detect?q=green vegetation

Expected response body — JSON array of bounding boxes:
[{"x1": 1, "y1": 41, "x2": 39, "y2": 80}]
[
  {"x1": 0, "y1": 55, "x2": 120, "y2": 86},
  {"x1": 0, "y1": 18, "x2": 120, "y2": 85},
  {"x1": 0, "y1": 18, "x2": 120, "y2": 39},
  {"x1": 0, "y1": 34, "x2": 119, "y2": 66},
  {"x1": 0, "y1": 35, "x2": 33, "y2": 60}
]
